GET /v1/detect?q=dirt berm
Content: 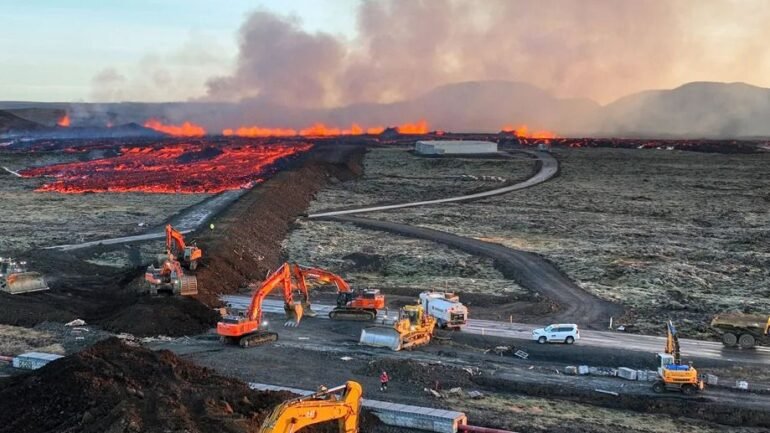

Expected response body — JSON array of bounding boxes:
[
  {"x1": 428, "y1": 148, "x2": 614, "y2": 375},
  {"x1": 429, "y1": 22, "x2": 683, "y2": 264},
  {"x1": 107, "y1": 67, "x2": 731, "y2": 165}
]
[
  {"x1": 0, "y1": 338, "x2": 352, "y2": 433},
  {"x1": 0, "y1": 143, "x2": 364, "y2": 337},
  {"x1": 193, "y1": 143, "x2": 365, "y2": 306}
]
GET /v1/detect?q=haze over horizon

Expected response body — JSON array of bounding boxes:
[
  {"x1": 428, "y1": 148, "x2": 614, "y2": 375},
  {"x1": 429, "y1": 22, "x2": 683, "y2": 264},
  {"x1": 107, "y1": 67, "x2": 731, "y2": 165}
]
[{"x1": 4, "y1": 0, "x2": 770, "y2": 107}]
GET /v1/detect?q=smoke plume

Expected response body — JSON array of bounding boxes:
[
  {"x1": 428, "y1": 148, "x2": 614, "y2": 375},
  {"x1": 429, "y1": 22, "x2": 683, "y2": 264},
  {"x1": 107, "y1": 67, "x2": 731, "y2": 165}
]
[{"x1": 205, "y1": 0, "x2": 770, "y2": 106}]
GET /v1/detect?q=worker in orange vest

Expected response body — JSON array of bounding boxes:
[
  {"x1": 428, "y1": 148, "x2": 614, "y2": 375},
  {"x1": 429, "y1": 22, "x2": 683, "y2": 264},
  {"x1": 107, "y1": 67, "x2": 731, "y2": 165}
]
[{"x1": 380, "y1": 371, "x2": 390, "y2": 392}]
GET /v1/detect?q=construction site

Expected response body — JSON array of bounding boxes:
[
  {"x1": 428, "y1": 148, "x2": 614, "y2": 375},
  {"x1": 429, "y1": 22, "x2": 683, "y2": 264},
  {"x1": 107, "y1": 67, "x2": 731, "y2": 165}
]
[{"x1": 0, "y1": 124, "x2": 768, "y2": 433}]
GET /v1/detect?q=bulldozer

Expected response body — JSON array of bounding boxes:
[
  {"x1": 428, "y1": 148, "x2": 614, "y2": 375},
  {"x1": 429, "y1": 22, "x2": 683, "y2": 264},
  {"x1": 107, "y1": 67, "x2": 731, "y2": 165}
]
[
  {"x1": 359, "y1": 304, "x2": 436, "y2": 351},
  {"x1": 652, "y1": 320, "x2": 704, "y2": 395},
  {"x1": 0, "y1": 257, "x2": 48, "y2": 294},
  {"x1": 258, "y1": 381, "x2": 362, "y2": 433},
  {"x1": 143, "y1": 252, "x2": 198, "y2": 296}
]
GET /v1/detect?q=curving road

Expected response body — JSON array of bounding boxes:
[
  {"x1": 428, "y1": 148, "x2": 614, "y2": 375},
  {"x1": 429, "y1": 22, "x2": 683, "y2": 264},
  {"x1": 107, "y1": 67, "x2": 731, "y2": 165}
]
[
  {"x1": 308, "y1": 151, "x2": 557, "y2": 218},
  {"x1": 307, "y1": 150, "x2": 621, "y2": 328}
]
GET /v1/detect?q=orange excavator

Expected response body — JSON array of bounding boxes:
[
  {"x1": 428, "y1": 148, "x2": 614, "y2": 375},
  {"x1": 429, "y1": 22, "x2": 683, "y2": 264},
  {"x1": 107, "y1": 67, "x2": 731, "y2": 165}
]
[
  {"x1": 258, "y1": 381, "x2": 362, "y2": 433},
  {"x1": 296, "y1": 266, "x2": 385, "y2": 321},
  {"x1": 217, "y1": 263, "x2": 314, "y2": 348},
  {"x1": 165, "y1": 224, "x2": 202, "y2": 270}
]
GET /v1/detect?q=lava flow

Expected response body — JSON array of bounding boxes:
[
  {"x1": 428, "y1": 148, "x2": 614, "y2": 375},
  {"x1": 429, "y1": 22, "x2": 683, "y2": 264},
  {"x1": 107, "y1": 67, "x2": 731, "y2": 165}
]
[
  {"x1": 144, "y1": 119, "x2": 207, "y2": 137},
  {"x1": 222, "y1": 120, "x2": 429, "y2": 137},
  {"x1": 501, "y1": 124, "x2": 557, "y2": 139},
  {"x1": 20, "y1": 141, "x2": 312, "y2": 194},
  {"x1": 57, "y1": 114, "x2": 71, "y2": 127}
]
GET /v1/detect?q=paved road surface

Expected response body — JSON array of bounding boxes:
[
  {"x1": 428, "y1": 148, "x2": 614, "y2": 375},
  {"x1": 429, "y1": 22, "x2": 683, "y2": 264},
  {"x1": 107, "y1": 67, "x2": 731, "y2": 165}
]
[
  {"x1": 46, "y1": 189, "x2": 247, "y2": 251},
  {"x1": 222, "y1": 295, "x2": 770, "y2": 366},
  {"x1": 308, "y1": 151, "x2": 556, "y2": 218}
]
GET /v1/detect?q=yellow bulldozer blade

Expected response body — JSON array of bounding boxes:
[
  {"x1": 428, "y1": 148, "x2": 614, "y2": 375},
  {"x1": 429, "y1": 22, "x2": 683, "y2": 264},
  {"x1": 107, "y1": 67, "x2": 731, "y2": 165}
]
[
  {"x1": 359, "y1": 327, "x2": 403, "y2": 351},
  {"x1": 284, "y1": 303, "x2": 304, "y2": 327},
  {"x1": 0, "y1": 272, "x2": 49, "y2": 294}
]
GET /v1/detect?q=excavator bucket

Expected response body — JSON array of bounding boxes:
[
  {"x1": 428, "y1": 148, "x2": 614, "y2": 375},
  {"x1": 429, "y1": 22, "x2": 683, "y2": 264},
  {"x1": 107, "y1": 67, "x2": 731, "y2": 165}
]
[
  {"x1": 301, "y1": 301, "x2": 317, "y2": 318},
  {"x1": 0, "y1": 272, "x2": 49, "y2": 294},
  {"x1": 175, "y1": 274, "x2": 198, "y2": 296},
  {"x1": 359, "y1": 327, "x2": 403, "y2": 351},
  {"x1": 284, "y1": 303, "x2": 304, "y2": 327}
]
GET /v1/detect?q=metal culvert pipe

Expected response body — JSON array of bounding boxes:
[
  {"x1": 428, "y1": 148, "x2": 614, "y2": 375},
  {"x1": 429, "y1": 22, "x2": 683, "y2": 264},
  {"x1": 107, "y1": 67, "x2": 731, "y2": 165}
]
[{"x1": 458, "y1": 424, "x2": 516, "y2": 433}]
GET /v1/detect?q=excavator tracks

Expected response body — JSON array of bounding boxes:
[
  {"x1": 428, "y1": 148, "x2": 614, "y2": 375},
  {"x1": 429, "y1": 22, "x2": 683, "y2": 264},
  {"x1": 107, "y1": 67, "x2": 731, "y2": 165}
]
[
  {"x1": 328, "y1": 308, "x2": 377, "y2": 321},
  {"x1": 239, "y1": 332, "x2": 279, "y2": 348}
]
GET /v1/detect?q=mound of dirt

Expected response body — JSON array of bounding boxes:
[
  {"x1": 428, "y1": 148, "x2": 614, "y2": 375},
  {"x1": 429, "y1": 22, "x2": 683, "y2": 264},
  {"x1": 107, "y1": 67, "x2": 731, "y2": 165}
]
[
  {"x1": 194, "y1": 144, "x2": 365, "y2": 306},
  {"x1": 0, "y1": 338, "x2": 336, "y2": 433},
  {"x1": 99, "y1": 297, "x2": 220, "y2": 337}
]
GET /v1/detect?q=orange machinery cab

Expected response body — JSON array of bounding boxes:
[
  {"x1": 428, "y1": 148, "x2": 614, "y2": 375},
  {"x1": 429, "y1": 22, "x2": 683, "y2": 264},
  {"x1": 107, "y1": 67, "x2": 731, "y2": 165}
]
[
  {"x1": 217, "y1": 315, "x2": 260, "y2": 338},
  {"x1": 349, "y1": 289, "x2": 385, "y2": 310}
]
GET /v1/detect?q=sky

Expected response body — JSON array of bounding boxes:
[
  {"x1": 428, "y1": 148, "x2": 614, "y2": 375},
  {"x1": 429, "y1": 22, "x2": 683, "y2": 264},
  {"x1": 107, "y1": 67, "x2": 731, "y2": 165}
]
[
  {"x1": 3, "y1": 0, "x2": 770, "y2": 105},
  {"x1": 0, "y1": 0, "x2": 358, "y2": 102}
]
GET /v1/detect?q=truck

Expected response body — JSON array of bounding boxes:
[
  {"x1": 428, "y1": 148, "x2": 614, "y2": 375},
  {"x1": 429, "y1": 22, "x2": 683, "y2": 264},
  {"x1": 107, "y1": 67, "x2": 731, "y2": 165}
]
[
  {"x1": 711, "y1": 313, "x2": 770, "y2": 349},
  {"x1": 419, "y1": 291, "x2": 468, "y2": 329}
]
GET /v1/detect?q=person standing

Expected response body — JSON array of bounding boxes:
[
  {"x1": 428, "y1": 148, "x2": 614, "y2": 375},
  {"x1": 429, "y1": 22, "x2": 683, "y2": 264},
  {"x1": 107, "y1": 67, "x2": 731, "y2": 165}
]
[{"x1": 380, "y1": 371, "x2": 390, "y2": 392}]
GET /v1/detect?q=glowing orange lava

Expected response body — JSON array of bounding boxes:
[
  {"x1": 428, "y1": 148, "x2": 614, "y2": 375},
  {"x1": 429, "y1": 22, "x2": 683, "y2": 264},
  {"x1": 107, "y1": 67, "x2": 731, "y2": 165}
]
[
  {"x1": 20, "y1": 142, "x2": 312, "y2": 194},
  {"x1": 57, "y1": 114, "x2": 71, "y2": 127},
  {"x1": 396, "y1": 120, "x2": 429, "y2": 134},
  {"x1": 144, "y1": 119, "x2": 207, "y2": 137},
  {"x1": 220, "y1": 121, "x2": 424, "y2": 137},
  {"x1": 501, "y1": 124, "x2": 557, "y2": 139}
]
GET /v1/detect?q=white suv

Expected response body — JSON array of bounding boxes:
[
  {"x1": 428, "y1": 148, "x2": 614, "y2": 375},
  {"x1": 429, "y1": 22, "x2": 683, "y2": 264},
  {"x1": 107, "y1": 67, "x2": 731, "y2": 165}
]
[{"x1": 532, "y1": 324, "x2": 580, "y2": 344}]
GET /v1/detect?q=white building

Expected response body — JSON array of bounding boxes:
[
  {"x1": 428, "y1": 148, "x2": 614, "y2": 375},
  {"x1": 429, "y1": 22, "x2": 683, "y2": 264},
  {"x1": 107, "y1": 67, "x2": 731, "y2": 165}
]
[{"x1": 415, "y1": 140, "x2": 497, "y2": 155}]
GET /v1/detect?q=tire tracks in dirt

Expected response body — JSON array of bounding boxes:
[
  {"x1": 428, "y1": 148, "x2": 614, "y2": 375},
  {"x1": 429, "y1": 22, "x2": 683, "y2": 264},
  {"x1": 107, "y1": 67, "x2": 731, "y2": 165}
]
[{"x1": 310, "y1": 150, "x2": 623, "y2": 328}]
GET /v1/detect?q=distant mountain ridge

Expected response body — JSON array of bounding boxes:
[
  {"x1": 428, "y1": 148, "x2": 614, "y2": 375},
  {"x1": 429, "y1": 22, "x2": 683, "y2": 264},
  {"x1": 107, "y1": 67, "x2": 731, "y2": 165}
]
[{"x1": 2, "y1": 81, "x2": 770, "y2": 138}]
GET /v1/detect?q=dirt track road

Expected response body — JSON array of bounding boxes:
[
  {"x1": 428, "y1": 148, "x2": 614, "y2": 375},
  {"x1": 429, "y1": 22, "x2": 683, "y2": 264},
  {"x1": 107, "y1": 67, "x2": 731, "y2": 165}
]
[{"x1": 307, "y1": 150, "x2": 622, "y2": 328}]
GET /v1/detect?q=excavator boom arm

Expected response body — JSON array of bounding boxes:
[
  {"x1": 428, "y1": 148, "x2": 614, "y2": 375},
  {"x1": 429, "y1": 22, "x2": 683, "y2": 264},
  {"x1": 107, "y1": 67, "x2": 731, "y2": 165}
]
[
  {"x1": 165, "y1": 224, "x2": 187, "y2": 252},
  {"x1": 246, "y1": 263, "x2": 296, "y2": 325},
  {"x1": 665, "y1": 320, "x2": 681, "y2": 364},
  {"x1": 259, "y1": 381, "x2": 362, "y2": 433},
  {"x1": 298, "y1": 266, "x2": 352, "y2": 293}
]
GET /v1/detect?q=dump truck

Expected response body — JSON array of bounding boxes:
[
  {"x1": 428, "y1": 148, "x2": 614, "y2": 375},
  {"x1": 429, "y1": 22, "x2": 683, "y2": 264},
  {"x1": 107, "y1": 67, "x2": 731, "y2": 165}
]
[
  {"x1": 419, "y1": 291, "x2": 468, "y2": 329},
  {"x1": 0, "y1": 257, "x2": 48, "y2": 294},
  {"x1": 711, "y1": 313, "x2": 770, "y2": 349},
  {"x1": 359, "y1": 304, "x2": 436, "y2": 351}
]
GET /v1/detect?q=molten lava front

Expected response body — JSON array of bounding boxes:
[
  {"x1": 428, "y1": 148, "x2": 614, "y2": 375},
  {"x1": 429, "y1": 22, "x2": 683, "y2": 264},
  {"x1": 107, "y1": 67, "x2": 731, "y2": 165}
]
[
  {"x1": 501, "y1": 124, "x2": 557, "y2": 139},
  {"x1": 20, "y1": 141, "x2": 312, "y2": 194},
  {"x1": 144, "y1": 119, "x2": 207, "y2": 137}
]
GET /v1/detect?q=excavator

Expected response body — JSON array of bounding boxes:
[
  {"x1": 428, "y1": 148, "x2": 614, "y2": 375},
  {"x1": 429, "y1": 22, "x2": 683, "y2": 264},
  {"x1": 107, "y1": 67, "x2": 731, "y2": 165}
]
[
  {"x1": 217, "y1": 263, "x2": 315, "y2": 348},
  {"x1": 143, "y1": 252, "x2": 198, "y2": 296},
  {"x1": 360, "y1": 303, "x2": 436, "y2": 351},
  {"x1": 296, "y1": 265, "x2": 385, "y2": 321},
  {"x1": 653, "y1": 320, "x2": 704, "y2": 395},
  {"x1": 0, "y1": 257, "x2": 48, "y2": 294},
  {"x1": 164, "y1": 224, "x2": 202, "y2": 270},
  {"x1": 143, "y1": 224, "x2": 201, "y2": 296},
  {"x1": 258, "y1": 381, "x2": 362, "y2": 433}
]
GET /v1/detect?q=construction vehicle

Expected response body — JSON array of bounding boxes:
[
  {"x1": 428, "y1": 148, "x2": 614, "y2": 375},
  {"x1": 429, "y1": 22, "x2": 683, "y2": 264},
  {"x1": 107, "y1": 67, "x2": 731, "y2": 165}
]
[
  {"x1": 217, "y1": 263, "x2": 313, "y2": 348},
  {"x1": 652, "y1": 321, "x2": 704, "y2": 395},
  {"x1": 258, "y1": 381, "x2": 362, "y2": 433},
  {"x1": 164, "y1": 224, "x2": 202, "y2": 270},
  {"x1": 419, "y1": 291, "x2": 468, "y2": 329},
  {"x1": 0, "y1": 257, "x2": 48, "y2": 294},
  {"x1": 711, "y1": 313, "x2": 770, "y2": 349},
  {"x1": 297, "y1": 266, "x2": 385, "y2": 321},
  {"x1": 360, "y1": 304, "x2": 436, "y2": 351},
  {"x1": 143, "y1": 252, "x2": 198, "y2": 296}
]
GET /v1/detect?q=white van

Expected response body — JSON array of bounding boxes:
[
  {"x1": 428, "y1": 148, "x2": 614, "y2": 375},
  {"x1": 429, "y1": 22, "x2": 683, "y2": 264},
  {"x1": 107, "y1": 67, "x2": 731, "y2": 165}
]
[{"x1": 532, "y1": 324, "x2": 580, "y2": 344}]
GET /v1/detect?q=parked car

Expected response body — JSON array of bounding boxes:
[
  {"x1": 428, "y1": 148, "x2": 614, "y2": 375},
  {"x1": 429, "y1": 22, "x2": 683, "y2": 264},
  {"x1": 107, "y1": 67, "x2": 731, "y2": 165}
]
[{"x1": 532, "y1": 324, "x2": 580, "y2": 344}]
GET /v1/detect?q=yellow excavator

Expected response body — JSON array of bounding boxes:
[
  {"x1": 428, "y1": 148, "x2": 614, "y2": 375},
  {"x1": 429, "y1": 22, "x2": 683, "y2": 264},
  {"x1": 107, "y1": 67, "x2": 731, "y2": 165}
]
[
  {"x1": 259, "y1": 381, "x2": 362, "y2": 433},
  {"x1": 359, "y1": 304, "x2": 436, "y2": 351},
  {"x1": 653, "y1": 321, "x2": 704, "y2": 395}
]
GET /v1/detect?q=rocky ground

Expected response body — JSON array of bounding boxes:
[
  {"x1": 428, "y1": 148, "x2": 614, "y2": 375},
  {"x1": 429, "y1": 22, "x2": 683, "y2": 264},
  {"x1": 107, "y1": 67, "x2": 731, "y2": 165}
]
[{"x1": 285, "y1": 146, "x2": 770, "y2": 336}]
